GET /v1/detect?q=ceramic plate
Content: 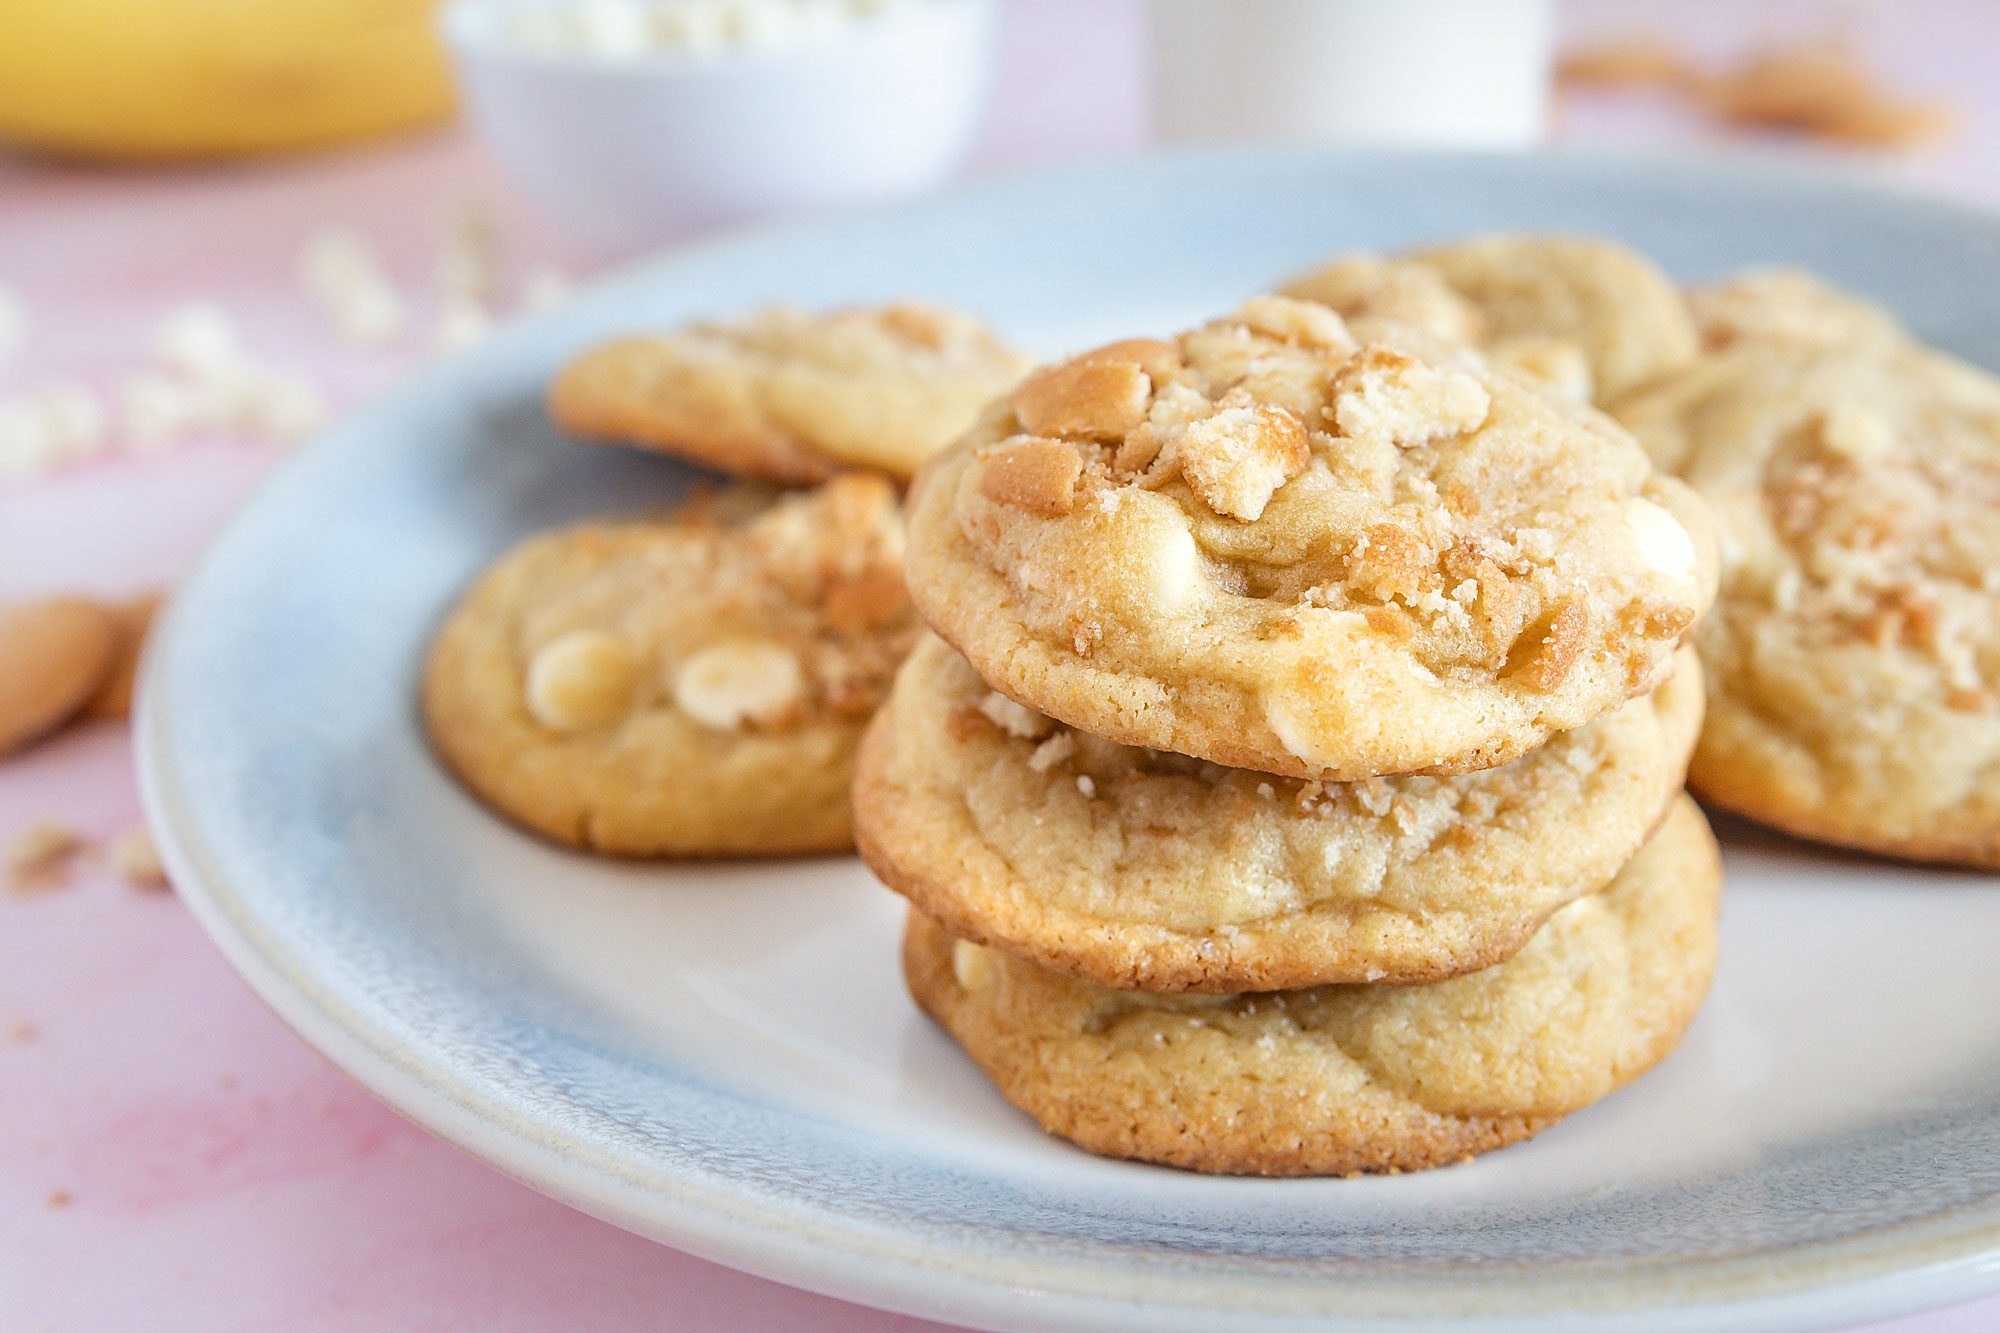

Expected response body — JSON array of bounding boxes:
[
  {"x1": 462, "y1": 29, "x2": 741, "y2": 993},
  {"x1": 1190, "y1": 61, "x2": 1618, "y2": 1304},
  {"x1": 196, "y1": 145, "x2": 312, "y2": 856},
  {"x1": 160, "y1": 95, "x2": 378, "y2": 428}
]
[{"x1": 141, "y1": 151, "x2": 2000, "y2": 1332}]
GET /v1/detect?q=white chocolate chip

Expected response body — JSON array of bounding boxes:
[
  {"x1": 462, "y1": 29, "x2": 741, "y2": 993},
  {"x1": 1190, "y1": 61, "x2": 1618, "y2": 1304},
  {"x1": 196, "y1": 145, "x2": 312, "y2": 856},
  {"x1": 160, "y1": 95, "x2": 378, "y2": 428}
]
[
  {"x1": 526, "y1": 629, "x2": 641, "y2": 732},
  {"x1": 1264, "y1": 691, "x2": 1341, "y2": 771},
  {"x1": 673, "y1": 639, "x2": 804, "y2": 731},
  {"x1": 154, "y1": 305, "x2": 243, "y2": 382},
  {"x1": 1625, "y1": 497, "x2": 1697, "y2": 582},
  {"x1": 1144, "y1": 525, "x2": 1201, "y2": 614},
  {"x1": 301, "y1": 229, "x2": 407, "y2": 348},
  {"x1": 951, "y1": 938, "x2": 998, "y2": 989}
]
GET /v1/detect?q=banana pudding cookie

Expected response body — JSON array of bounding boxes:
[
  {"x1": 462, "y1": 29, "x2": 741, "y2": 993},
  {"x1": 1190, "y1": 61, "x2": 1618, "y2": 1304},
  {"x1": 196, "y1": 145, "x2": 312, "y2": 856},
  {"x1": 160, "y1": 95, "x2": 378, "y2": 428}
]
[
  {"x1": 904, "y1": 297, "x2": 1717, "y2": 781},
  {"x1": 1682, "y1": 267, "x2": 1910, "y2": 352},
  {"x1": 857, "y1": 636, "x2": 1702, "y2": 991},
  {"x1": 1615, "y1": 335, "x2": 2000, "y2": 866},
  {"x1": 424, "y1": 475, "x2": 918, "y2": 856},
  {"x1": 549, "y1": 302, "x2": 1030, "y2": 484},
  {"x1": 1281, "y1": 233, "x2": 1699, "y2": 401},
  {"x1": 905, "y1": 797, "x2": 1721, "y2": 1177}
]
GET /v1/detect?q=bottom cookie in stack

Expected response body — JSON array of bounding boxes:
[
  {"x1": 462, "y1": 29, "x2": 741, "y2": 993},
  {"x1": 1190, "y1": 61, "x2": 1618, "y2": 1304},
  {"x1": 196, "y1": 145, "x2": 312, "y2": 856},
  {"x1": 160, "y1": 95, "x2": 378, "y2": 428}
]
[{"x1": 901, "y1": 797, "x2": 1720, "y2": 1177}]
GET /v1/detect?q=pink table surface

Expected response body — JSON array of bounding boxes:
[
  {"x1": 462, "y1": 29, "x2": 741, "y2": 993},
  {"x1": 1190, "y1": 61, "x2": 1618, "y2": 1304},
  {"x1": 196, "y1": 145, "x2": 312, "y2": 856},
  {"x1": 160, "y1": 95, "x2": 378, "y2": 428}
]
[{"x1": 6, "y1": 2, "x2": 2000, "y2": 1329}]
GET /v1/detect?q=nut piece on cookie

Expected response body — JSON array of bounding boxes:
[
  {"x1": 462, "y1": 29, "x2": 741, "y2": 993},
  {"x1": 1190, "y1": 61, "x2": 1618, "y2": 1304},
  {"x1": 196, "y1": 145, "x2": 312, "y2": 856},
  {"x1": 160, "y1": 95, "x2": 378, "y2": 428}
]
[
  {"x1": 424, "y1": 476, "x2": 919, "y2": 856},
  {"x1": 906, "y1": 297, "x2": 1719, "y2": 781},
  {"x1": 548, "y1": 302, "x2": 1031, "y2": 484}
]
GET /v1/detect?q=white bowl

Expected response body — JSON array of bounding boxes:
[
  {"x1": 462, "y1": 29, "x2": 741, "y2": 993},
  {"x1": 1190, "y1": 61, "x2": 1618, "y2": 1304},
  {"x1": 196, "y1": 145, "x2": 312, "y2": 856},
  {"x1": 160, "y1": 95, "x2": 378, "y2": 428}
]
[{"x1": 441, "y1": 0, "x2": 995, "y2": 256}]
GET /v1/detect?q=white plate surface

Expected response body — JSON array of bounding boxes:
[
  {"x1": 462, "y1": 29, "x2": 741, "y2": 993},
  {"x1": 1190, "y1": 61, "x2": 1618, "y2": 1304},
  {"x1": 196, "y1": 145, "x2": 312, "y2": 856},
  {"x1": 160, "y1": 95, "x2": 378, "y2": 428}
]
[{"x1": 141, "y1": 150, "x2": 2000, "y2": 1333}]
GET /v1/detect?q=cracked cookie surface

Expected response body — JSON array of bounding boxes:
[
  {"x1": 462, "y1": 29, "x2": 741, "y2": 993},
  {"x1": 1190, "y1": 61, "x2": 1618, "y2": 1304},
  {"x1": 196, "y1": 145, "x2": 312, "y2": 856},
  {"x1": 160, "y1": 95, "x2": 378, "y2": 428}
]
[
  {"x1": 1615, "y1": 331, "x2": 2000, "y2": 866},
  {"x1": 904, "y1": 796, "x2": 1720, "y2": 1177},
  {"x1": 904, "y1": 298, "x2": 1718, "y2": 781},
  {"x1": 858, "y1": 636, "x2": 1701, "y2": 990},
  {"x1": 549, "y1": 302, "x2": 1030, "y2": 484},
  {"x1": 423, "y1": 475, "x2": 918, "y2": 855}
]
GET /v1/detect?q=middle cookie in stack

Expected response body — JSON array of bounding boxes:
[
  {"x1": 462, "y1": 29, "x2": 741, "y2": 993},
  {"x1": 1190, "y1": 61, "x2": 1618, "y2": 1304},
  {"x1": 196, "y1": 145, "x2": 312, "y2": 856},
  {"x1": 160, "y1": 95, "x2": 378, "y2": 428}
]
[{"x1": 862, "y1": 297, "x2": 1723, "y2": 1176}]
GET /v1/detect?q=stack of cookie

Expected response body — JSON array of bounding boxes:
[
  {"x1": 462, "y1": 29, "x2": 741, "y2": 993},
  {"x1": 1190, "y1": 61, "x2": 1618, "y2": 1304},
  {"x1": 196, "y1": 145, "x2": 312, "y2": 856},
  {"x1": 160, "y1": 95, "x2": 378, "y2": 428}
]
[{"x1": 858, "y1": 293, "x2": 1725, "y2": 1175}]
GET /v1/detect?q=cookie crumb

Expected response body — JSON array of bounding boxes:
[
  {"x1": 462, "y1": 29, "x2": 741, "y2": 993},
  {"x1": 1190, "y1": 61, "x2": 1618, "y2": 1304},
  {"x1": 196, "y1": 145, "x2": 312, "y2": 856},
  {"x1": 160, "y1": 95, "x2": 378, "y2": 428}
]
[
  {"x1": 1027, "y1": 732, "x2": 1076, "y2": 773},
  {"x1": 1331, "y1": 346, "x2": 1490, "y2": 448},
  {"x1": 6, "y1": 820, "x2": 83, "y2": 894},
  {"x1": 1509, "y1": 601, "x2": 1591, "y2": 692},
  {"x1": 979, "y1": 691, "x2": 1051, "y2": 741},
  {"x1": 6, "y1": 1019, "x2": 36, "y2": 1043},
  {"x1": 1010, "y1": 359, "x2": 1151, "y2": 441},
  {"x1": 1175, "y1": 404, "x2": 1310, "y2": 521},
  {"x1": 110, "y1": 826, "x2": 169, "y2": 891},
  {"x1": 977, "y1": 436, "x2": 1084, "y2": 517},
  {"x1": 46, "y1": 1189, "x2": 71, "y2": 1209}
]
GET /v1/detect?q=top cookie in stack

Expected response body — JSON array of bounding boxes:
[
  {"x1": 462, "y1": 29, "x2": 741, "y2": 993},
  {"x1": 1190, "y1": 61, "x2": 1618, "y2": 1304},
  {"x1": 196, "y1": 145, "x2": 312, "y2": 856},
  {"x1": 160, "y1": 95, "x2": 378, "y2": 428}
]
[
  {"x1": 902, "y1": 295, "x2": 1717, "y2": 781},
  {"x1": 862, "y1": 292, "x2": 1724, "y2": 1176}
]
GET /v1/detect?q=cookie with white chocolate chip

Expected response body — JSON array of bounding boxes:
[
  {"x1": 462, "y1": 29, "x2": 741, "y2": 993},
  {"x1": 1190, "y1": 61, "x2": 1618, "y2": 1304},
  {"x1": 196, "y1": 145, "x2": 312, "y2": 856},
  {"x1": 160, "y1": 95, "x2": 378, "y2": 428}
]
[
  {"x1": 1280, "y1": 234, "x2": 1699, "y2": 403},
  {"x1": 423, "y1": 475, "x2": 918, "y2": 855},
  {"x1": 903, "y1": 297, "x2": 1719, "y2": 782},
  {"x1": 549, "y1": 302, "x2": 1033, "y2": 484},
  {"x1": 1614, "y1": 332, "x2": 2000, "y2": 867},
  {"x1": 856, "y1": 635, "x2": 1702, "y2": 992},
  {"x1": 904, "y1": 796, "x2": 1721, "y2": 1177}
]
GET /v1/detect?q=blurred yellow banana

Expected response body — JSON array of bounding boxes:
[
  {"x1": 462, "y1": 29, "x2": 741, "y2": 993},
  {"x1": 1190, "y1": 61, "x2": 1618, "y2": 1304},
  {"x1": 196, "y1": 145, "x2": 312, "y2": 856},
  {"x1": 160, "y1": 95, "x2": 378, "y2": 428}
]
[{"x1": 0, "y1": 0, "x2": 455, "y2": 160}]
